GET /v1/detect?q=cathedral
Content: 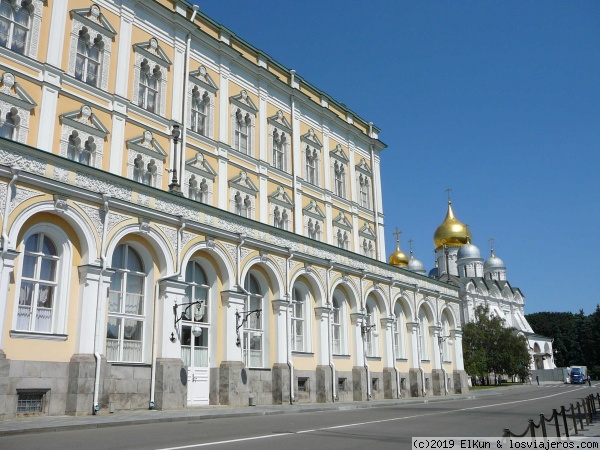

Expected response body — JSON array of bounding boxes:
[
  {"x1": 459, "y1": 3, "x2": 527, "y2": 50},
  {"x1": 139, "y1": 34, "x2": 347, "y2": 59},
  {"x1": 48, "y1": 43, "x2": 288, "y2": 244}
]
[{"x1": 389, "y1": 200, "x2": 555, "y2": 373}]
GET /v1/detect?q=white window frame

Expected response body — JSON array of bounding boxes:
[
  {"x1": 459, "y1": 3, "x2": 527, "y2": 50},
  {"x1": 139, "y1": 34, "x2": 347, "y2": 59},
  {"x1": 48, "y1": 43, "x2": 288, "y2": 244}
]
[
  {"x1": 74, "y1": 28, "x2": 103, "y2": 87},
  {"x1": 66, "y1": 130, "x2": 96, "y2": 166},
  {"x1": 333, "y1": 160, "x2": 346, "y2": 198},
  {"x1": 418, "y1": 311, "x2": 429, "y2": 361},
  {"x1": 180, "y1": 261, "x2": 210, "y2": 368},
  {"x1": 191, "y1": 87, "x2": 209, "y2": 136},
  {"x1": 305, "y1": 145, "x2": 320, "y2": 186},
  {"x1": 272, "y1": 128, "x2": 288, "y2": 171},
  {"x1": 331, "y1": 292, "x2": 348, "y2": 355},
  {"x1": 393, "y1": 303, "x2": 406, "y2": 359},
  {"x1": 291, "y1": 284, "x2": 311, "y2": 352},
  {"x1": 106, "y1": 244, "x2": 148, "y2": 363},
  {"x1": 358, "y1": 173, "x2": 372, "y2": 209},
  {"x1": 242, "y1": 273, "x2": 264, "y2": 368},
  {"x1": 0, "y1": 0, "x2": 31, "y2": 55},
  {"x1": 132, "y1": 39, "x2": 170, "y2": 117},
  {"x1": 0, "y1": 105, "x2": 18, "y2": 140},
  {"x1": 59, "y1": 106, "x2": 108, "y2": 170},
  {"x1": 13, "y1": 225, "x2": 71, "y2": 336}
]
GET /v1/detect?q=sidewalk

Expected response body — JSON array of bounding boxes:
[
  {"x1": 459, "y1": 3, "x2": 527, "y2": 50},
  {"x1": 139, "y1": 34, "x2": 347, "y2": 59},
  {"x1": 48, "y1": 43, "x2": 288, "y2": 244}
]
[{"x1": 0, "y1": 393, "x2": 470, "y2": 436}]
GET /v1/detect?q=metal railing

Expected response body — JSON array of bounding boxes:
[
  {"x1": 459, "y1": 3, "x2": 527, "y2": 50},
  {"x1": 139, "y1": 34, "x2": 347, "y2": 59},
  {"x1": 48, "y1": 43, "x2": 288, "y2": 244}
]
[{"x1": 503, "y1": 392, "x2": 599, "y2": 440}]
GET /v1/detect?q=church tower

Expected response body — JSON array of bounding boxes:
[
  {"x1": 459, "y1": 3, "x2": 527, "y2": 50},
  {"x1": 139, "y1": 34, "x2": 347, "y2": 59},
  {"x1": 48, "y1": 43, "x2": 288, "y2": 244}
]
[{"x1": 484, "y1": 239, "x2": 507, "y2": 280}]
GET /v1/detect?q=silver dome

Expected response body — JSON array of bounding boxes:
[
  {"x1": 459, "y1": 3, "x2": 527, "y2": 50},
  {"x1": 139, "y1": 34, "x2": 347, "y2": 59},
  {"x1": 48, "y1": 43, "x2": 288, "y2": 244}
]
[
  {"x1": 457, "y1": 243, "x2": 481, "y2": 260},
  {"x1": 484, "y1": 255, "x2": 505, "y2": 270},
  {"x1": 428, "y1": 267, "x2": 439, "y2": 278},
  {"x1": 408, "y1": 257, "x2": 426, "y2": 275}
]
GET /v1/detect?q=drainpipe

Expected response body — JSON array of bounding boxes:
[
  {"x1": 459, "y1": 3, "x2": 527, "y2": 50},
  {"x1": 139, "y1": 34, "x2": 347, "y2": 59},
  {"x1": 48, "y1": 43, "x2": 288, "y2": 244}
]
[
  {"x1": 360, "y1": 271, "x2": 371, "y2": 400},
  {"x1": 149, "y1": 217, "x2": 186, "y2": 409},
  {"x1": 326, "y1": 261, "x2": 337, "y2": 401},
  {"x1": 178, "y1": 5, "x2": 199, "y2": 182},
  {"x1": 0, "y1": 167, "x2": 19, "y2": 267},
  {"x1": 388, "y1": 280, "x2": 401, "y2": 398},
  {"x1": 436, "y1": 292, "x2": 449, "y2": 395},
  {"x1": 92, "y1": 194, "x2": 110, "y2": 414},
  {"x1": 285, "y1": 249, "x2": 295, "y2": 404},
  {"x1": 413, "y1": 285, "x2": 426, "y2": 397}
]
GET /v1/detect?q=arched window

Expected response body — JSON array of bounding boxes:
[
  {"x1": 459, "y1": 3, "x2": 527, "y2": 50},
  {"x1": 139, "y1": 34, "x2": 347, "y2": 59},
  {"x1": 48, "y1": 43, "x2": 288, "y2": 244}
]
[
  {"x1": 393, "y1": 303, "x2": 406, "y2": 359},
  {"x1": 107, "y1": 244, "x2": 146, "y2": 362},
  {"x1": 272, "y1": 128, "x2": 286, "y2": 171},
  {"x1": 306, "y1": 147, "x2": 318, "y2": 185},
  {"x1": 364, "y1": 299, "x2": 379, "y2": 357},
  {"x1": 138, "y1": 59, "x2": 160, "y2": 112},
  {"x1": 359, "y1": 174, "x2": 371, "y2": 209},
  {"x1": 418, "y1": 310, "x2": 429, "y2": 361},
  {"x1": 75, "y1": 27, "x2": 103, "y2": 87},
  {"x1": 234, "y1": 108, "x2": 251, "y2": 154},
  {"x1": 0, "y1": 0, "x2": 31, "y2": 54},
  {"x1": 334, "y1": 161, "x2": 346, "y2": 198},
  {"x1": 441, "y1": 316, "x2": 451, "y2": 362},
  {"x1": 291, "y1": 284, "x2": 310, "y2": 352},
  {"x1": 191, "y1": 88, "x2": 209, "y2": 136},
  {"x1": 243, "y1": 273, "x2": 263, "y2": 367},
  {"x1": 181, "y1": 261, "x2": 210, "y2": 368},
  {"x1": 331, "y1": 291, "x2": 348, "y2": 355},
  {"x1": 17, "y1": 233, "x2": 59, "y2": 333}
]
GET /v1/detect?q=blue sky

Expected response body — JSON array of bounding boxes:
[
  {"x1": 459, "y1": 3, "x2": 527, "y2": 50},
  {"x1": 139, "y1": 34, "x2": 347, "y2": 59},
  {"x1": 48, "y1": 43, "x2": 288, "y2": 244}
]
[{"x1": 197, "y1": 1, "x2": 600, "y2": 315}]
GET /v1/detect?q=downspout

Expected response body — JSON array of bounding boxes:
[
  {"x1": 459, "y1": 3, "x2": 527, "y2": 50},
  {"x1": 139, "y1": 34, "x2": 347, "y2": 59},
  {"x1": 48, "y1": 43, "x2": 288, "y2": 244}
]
[
  {"x1": 436, "y1": 292, "x2": 449, "y2": 395},
  {"x1": 1, "y1": 167, "x2": 19, "y2": 260},
  {"x1": 326, "y1": 261, "x2": 337, "y2": 401},
  {"x1": 413, "y1": 285, "x2": 426, "y2": 397},
  {"x1": 388, "y1": 280, "x2": 401, "y2": 398},
  {"x1": 285, "y1": 250, "x2": 295, "y2": 404},
  {"x1": 360, "y1": 271, "x2": 371, "y2": 400},
  {"x1": 149, "y1": 217, "x2": 186, "y2": 408},
  {"x1": 368, "y1": 123, "x2": 380, "y2": 261},
  {"x1": 178, "y1": 5, "x2": 199, "y2": 181},
  {"x1": 92, "y1": 194, "x2": 110, "y2": 414}
]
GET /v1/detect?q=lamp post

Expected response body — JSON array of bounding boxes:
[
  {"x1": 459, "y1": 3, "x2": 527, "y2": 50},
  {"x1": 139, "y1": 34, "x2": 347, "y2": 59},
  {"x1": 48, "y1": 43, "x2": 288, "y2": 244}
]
[
  {"x1": 361, "y1": 317, "x2": 377, "y2": 400},
  {"x1": 169, "y1": 124, "x2": 183, "y2": 195}
]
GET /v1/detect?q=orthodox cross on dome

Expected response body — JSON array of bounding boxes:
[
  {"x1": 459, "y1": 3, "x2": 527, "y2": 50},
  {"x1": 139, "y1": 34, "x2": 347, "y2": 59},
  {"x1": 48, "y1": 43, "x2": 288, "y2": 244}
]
[
  {"x1": 445, "y1": 187, "x2": 452, "y2": 202},
  {"x1": 392, "y1": 227, "x2": 401, "y2": 245},
  {"x1": 408, "y1": 239, "x2": 414, "y2": 256},
  {"x1": 488, "y1": 237, "x2": 495, "y2": 256},
  {"x1": 465, "y1": 224, "x2": 470, "y2": 243}
]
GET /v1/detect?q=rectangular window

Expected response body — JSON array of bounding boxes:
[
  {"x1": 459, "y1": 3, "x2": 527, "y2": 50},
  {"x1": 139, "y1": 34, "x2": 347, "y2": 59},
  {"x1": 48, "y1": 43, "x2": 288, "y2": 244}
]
[
  {"x1": 297, "y1": 377, "x2": 309, "y2": 392},
  {"x1": 17, "y1": 390, "x2": 46, "y2": 414},
  {"x1": 372, "y1": 378, "x2": 379, "y2": 392},
  {"x1": 291, "y1": 297, "x2": 304, "y2": 352},
  {"x1": 338, "y1": 377, "x2": 346, "y2": 392},
  {"x1": 0, "y1": 1, "x2": 30, "y2": 55}
]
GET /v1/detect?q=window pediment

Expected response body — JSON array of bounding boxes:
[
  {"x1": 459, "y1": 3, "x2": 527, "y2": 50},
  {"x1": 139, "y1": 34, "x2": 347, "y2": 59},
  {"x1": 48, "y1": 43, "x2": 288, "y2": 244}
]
[
  {"x1": 330, "y1": 144, "x2": 349, "y2": 163},
  {"x1": 133, "y1": 38, "x2": 172, "y2": 67},
  {"x1": 303, "y1": 199, "x2": 325, "y2": 220},
  {"x1": 229, "y1": 170, "x2": 258, "y2": 195},
  {"x1": 230, "y1": 90, "x2": 257, "y2": 113},
  {"x1": 126, "y1": 131, "x2": 167, "y2": 160},
  {"x1": 185, "y1": 152, "x2": 216, "y2": 179},
  {"x1": 189, "y1": 65, "x2": 217, "y2": 93},
  {"x1": 355, "y1": 157, "x2": 372, "y2": 175},
  {"x1": 359, "y1": 223, "x2": 376, "y2": 239},
  {"x1": 268, "y1": 110, "x2": 291, "y2": 133},
  {"x1": 70, "y1": 4, "x2": 117, "y2": 38},
  {"x1": 269, "y1": 186, "x2": 293, "y2": 207},
  {"x1": 60, "y1": 105, "x2": 109, "y2": 138},
  {"x1": 0, "y1": 73, "x2": 36, "y2": 110},
  {"x1": 301, "y1": 128, "x2": 322, "y2": 149},
  {"x1": 333, "y1": 211, "x2": 352, "y2": 230}
]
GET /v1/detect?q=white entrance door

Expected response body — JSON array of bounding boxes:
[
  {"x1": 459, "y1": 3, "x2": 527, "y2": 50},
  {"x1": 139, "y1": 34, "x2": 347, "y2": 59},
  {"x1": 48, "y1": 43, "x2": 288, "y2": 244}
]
[{"x1": 182, "y1": 324, "x2": 210, "y2": 406}]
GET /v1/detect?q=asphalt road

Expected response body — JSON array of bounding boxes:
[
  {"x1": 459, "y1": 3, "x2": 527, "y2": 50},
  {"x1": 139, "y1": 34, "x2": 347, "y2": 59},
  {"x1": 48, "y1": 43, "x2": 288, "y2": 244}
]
[{"x1": 1, "y1": 384, "x2": 596, "y2": 450}]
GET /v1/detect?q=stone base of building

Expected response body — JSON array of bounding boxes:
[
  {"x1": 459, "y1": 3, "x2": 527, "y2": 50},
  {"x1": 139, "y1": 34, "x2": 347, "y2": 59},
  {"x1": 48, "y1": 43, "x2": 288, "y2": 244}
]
[
  {"x1": 218, "y1": 361, "x2": 249, "y2": 407},
  {"x1": 316, "y1": 365, "x2": 332, "y2": 403},
  {"x1": 409, "y1": 368, "x2": 424, "y2": 397},
  {"x1": 153, "y1": 358, "x2": 186, "y2": 410},
  {"x1": 352, "y1": 366, "x2": 368, "y2": 401},
  {"x1": 453, "y1": 370, "x2": 469, "y2": 394}
]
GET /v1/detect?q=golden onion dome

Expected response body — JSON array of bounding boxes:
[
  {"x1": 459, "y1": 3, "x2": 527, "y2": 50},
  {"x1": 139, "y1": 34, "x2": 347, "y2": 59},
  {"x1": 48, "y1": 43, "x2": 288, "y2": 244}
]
[
  {"x1": 433, "y1": 201, "x2": 471, "y2": 249},
  {"x1": 388, "y1": 242, "x2": 409, "y2": 267}
]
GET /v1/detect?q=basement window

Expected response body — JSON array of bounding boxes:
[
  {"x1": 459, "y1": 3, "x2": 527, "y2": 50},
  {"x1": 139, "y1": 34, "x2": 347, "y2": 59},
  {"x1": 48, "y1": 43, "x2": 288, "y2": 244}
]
[
  {"x1": 297, "y1": 377, "x2": 309, "y2": 392},
  {"x1": 16, "y1": 389, "x2": 48, "y2": 414},
  {"x1": 338, "y1": 377, "x2": 346, "y2": 391},
  {"x1": 372, "y1": 377, "x2": 379, "y2": 391}
]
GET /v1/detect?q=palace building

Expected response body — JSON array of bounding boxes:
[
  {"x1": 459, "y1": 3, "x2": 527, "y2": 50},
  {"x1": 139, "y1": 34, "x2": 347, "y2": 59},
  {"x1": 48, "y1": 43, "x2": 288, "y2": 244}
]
[{"x1": 0, "y1": 0, "x2": 468, "y2": 419}]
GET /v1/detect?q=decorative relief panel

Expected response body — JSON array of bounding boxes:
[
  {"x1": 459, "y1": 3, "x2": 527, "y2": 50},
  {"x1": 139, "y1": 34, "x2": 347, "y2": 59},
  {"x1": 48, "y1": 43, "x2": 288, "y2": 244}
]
[
  {"x1": 75, "y1": 173, "x2": 132, "y2": 202},
  {"x1": 157, "y1": 224, "x2": 178, "y2": 252},
  {"x1": 0, "y1": 148, "x2": 45, "y2": 175},
  {"x1": 272, "y1": 255, "x2": 286, "y2": 279},
  {"x1": 240, "y1": 246, "x2": 253, "y2": 262},
  {"x1": 217, "y1": 217, "x2": 254, "y2": 236},
  {"x1": 76, "y1": 202, "x2": 103, "y2": 238},
  {"x1": 106, "y1": 211, "x2": 130, "y2": 233},
  {"x1": 220, "y1": 242, "x2": 237, "y2": 267},
  {"x1": 138, "y1": 193, "x2": 149, "y2": 207},
  {"x1": 313, "y1": 266, "x2": 327, "y2": 287},
  {"x1": 53, "y1": 166, "x2": 69, "y2": 184},
  {"x1": 155, "y1": 198, "x2": 198, "y2": 221},
  {"x1": 181, "y1": 231, "x2": 196, "y2": 248},
  {"x1": 9, "y1": 187, "x2": 42, "y2": 213}
]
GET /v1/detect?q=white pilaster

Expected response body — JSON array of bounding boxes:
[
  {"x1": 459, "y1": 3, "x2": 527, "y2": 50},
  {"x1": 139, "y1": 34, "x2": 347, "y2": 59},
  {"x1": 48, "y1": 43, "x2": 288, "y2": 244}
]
[
  {"x1": 272, "y1": 299, "x2": 290, "y2": 364},
  {"x1": 46, "y1": 0, "x2": 68, "y2": 67},
  {"x1": 314, "y1": 306, "x2": 331, "y2": 365},
  {"x1": 76, "y1": 265, "x2": 113, "y2": 354},
  {"x1": 322, "y1": 128, "x2": 330, "y2": 191},
  {"x1": 218, "y1": 65, "x2": 230, "y2": 143},
  {"x1": 36, "y1": 85, "x2": 59, "y2": 152},
  {"x1": 258, "y1": 88, "x2": 268, "y2": 163},
  {"x1": 218, "y1": 148, "x2": 228, "y2": 210},
  {"x1": 108, "y1": 107, "x2": 127, "y2": 175},
  {"x1": 452, "y1": 330, "x2": 464, "y2": 371},
  {"x1": 352, "y1": 213, "x2": 359, "y2": 253},
  {"x1": 407, "y1": 322, "x2": 420, "y2": 369},
  {"x1": 171, "y1": 41, "x2": 186, "y2": 123},
  {"x1": 114, "y1": 9, "x2": 133, "y2": 98},
  {"x1": 325, "y1": 203, "x2": 333, "y2": 245},
  {"x1": 380, "y1": 317, "x2": 394, "y2": 367},
  {"x1": 220, "y1": 290, "x2": 246, "y2": 362},
  {"x1": 0, "y1": 250, "x2": 18, "y2": 350},
  {"x1": 259, "y1": 173, "x2": 268, "y2": 224},
  {"x1": 157, "y1": 278, "x2": 188, "y2": 359},
  {"x1": 350, "y1": 312, "x2": 365, "y2": 366},
  {"x1": 430, "y1": 325, "x2": 441, "y2": 369}
]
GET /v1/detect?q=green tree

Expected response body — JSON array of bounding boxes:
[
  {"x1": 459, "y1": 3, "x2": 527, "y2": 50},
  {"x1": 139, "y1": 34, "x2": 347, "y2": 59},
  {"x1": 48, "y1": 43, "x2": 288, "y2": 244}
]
[{"x1": 463, "y1": 306, "x2": 531, "y2": 381}]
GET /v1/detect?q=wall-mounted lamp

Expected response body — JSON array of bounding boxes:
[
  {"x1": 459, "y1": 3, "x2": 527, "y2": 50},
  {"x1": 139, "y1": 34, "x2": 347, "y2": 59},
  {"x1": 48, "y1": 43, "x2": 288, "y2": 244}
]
[
  {"x1": 170, "y1": 332, "x2": 176, "y2": 343},
  {"x1": 173, "y1": 296, "x2": 206, "y2": 328},
  {"x1": 361, "y1": 323, "x2": 377, "y2": 337},
  {"x1": 235, "y1": 308, "x2": 262, "y2": 347}
]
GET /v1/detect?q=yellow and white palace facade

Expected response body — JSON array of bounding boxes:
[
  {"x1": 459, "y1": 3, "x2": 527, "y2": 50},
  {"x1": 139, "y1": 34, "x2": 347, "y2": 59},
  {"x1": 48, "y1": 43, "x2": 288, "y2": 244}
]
[{"x1": 0, "y1": 0, "x2": 467, "y2": 418}]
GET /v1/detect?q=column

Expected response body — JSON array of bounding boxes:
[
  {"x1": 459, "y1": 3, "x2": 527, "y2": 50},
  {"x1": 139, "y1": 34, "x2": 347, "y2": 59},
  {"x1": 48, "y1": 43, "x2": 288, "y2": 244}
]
[
  {"x1": 406, "y1": 321, "x2": 422, "y2": 397},
  {"x1": 315, "y1": 305, "x2": 332, "y2": 403},
  {"x1": 430, "y1": 325, "x2": 441, "y2": 369},
  {"x1": 114, "y1": 9, "x2": 134, "y2": 98},
  {"x1": 350, "y1": 312, "x2": 365, "y2": 367},
  {"x1": 272, "y1": 299, "x2": 290, "y2": 364},
  {"x1": 46, "y1": 0, "x2": 69, "y2": 67},
  {"x1": 452, "y1": 330, "x2": 464, "y2": 371},
  {"x1": 350, "y1": 312, "x2": 367, "y2": 401},
  {"x1": 380, "y1": 317, "x2": 394, "y2": 367}
]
